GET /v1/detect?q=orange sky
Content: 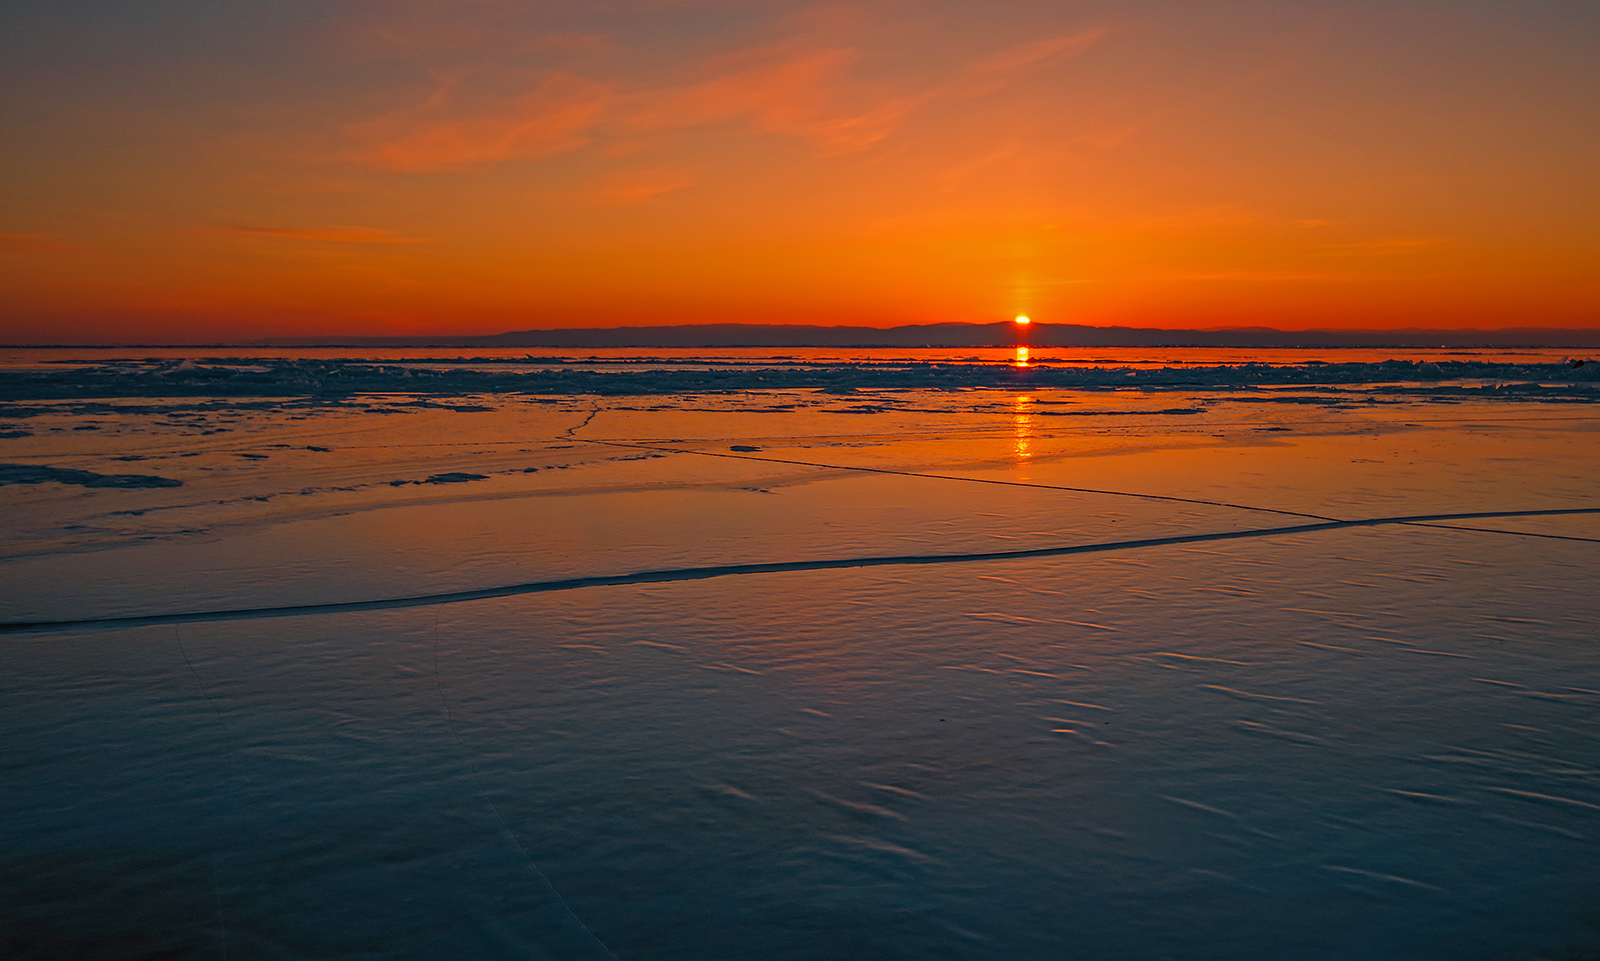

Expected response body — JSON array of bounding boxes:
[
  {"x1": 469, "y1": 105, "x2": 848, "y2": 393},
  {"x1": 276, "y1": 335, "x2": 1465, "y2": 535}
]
[{"x1": 2, "y1": 0, "x2": 1598, "y2": 343}]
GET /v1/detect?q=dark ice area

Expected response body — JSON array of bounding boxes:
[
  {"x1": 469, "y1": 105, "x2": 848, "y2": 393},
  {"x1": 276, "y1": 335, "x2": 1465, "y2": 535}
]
[{"x1": 3, "y1": 351, "x2": 1599, "y2": 400}]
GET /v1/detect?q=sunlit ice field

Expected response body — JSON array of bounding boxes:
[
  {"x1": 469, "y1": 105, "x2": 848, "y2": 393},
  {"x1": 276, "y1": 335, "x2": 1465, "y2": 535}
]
[{"x1": 4, "y1": 350, "x2": 1600, "y2": 960}]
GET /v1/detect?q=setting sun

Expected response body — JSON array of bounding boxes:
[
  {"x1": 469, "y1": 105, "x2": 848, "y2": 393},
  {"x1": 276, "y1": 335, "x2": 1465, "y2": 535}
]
[{"x1": 1015, "y1": 316, "x2": 1031, "y2": 326}]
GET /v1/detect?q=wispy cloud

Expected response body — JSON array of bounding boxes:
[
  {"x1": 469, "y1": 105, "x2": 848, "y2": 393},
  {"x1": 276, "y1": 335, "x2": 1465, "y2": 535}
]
[
  {"x1": 336, "y1": 22, "x2": 1110, "y2": 169},
  {"x1": 219, "y1": 225, "x2": 433, "y2": 243},
  {"x1": 621, "y1": 48, "x2": 919, "y2": 154},
  {"x1": 621, "y1": 30, "x2": 1107, "y2": 153},
  {"x1": 937, "y1": 141, "x2": 1027, "y2": 191},
  {"x1": 958, "y1": 30, "x2": 1109, "y2": 98},
  {"x1": 578, "y1": 169, "x2": 694, "y2": 206},
  {"x1": 348, "y1": 72, "x2": 614, "y2": 171}
]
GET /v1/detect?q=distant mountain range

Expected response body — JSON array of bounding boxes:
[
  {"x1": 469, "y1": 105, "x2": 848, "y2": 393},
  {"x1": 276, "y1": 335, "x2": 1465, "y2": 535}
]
[{"x1": 256, "y1": 322, "x2": 1600, "y2": 349}]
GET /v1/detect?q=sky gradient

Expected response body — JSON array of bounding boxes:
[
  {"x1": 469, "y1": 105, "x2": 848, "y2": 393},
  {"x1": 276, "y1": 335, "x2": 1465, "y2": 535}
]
[{"x1": 2, "y1": 0, "x2": 1598, "y2": 343}]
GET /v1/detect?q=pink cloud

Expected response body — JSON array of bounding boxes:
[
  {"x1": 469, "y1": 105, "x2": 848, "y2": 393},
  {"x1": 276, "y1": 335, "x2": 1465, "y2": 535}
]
[
  {"x1": 937, "y1": 141, "x2": 1027, "y2": 191},
  {"x1": 612, "y1": 29, "x2": 1108, "y2": 152},
  {"x1": 621, "y1": 47, "x2": 924, "y2": 153},
  {"x1": 631, "y1": 49, "x2": 847, "y2": 127},
  {"x1": 335, "y1": 23, "x2": 1110, "y2": 168},
  {"x1": 578, "y1": 169, "x2": 695, "y2": 206},
  {"x1": 959, "y1": 29, "x2": 1109, "y2": 97},
  {"x1": 349, "y1": 72, "x2": 614, "y2": 171}
]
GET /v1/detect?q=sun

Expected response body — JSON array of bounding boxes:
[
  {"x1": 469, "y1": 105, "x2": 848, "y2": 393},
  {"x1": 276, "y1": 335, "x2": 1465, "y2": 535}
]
[{"x1": 1014, "y1": 315, "x2": 1031, "y2": 326}]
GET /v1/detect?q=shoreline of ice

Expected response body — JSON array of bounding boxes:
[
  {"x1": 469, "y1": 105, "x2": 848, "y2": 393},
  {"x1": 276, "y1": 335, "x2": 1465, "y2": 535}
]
[{"x1": 1, "y1": 356, "x2": 1598, "y2": 401}]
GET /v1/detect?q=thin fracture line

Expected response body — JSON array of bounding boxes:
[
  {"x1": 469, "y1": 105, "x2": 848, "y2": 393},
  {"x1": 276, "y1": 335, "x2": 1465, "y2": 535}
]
[
  {"x1": 575, "y1": 438, "x2": 1339, "y2": 521},
  {"x1": 563, "y1": 405, "x2": 601, "y2": 440},
  {"x1": 432, "y1": 620, "x2": 621, "y2": 960},
  {"x1": 1402, "y1": 522, "x2": 1600, "y2": 544},
  {"x1": 175, "y1": 624, "x2": 231, "y2": 737},
  {"x1": 6, "y1": 507, "x2": 1597, "y2": 636}
]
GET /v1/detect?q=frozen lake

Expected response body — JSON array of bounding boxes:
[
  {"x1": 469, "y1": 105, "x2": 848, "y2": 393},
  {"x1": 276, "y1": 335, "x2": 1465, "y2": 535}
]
[{"x1": 3, "y1": 356, "x2": 1599, "y2": 959}]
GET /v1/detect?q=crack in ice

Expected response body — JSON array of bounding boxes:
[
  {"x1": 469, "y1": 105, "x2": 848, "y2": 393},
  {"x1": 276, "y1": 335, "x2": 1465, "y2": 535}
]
[{"x1": 4, "y1": 507, "x2": 1597, "y2": 636}]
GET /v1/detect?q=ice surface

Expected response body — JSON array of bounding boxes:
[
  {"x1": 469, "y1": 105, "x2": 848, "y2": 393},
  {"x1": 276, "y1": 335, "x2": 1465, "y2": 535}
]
[{"x1": 3, "y1": 352, "x2": 1600, "y2": 959}]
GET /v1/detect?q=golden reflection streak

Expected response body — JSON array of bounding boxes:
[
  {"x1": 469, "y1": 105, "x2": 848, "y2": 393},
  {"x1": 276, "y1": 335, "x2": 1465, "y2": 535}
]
[
  {"x1": 1013, "y1": 345, "x2": 1031, "y2": 367},
  {"x1": 1012, "y1": 394, "x2": 1035, "y2": 462}
]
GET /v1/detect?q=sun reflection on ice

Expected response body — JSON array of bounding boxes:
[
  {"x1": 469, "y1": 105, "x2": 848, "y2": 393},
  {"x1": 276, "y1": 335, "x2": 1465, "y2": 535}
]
[
  {"x1": 1013, "y1": 345, "x2": 1031, "y2": 367},
  {"x1": 1012, "y1": 394, "x2": 1035, "y2": 462}
]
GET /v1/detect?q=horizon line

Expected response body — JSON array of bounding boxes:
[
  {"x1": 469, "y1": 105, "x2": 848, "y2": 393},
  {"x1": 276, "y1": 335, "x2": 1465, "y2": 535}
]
[{"x1": 6, "y1": 319, "x2": 1600, "y2": 350}]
